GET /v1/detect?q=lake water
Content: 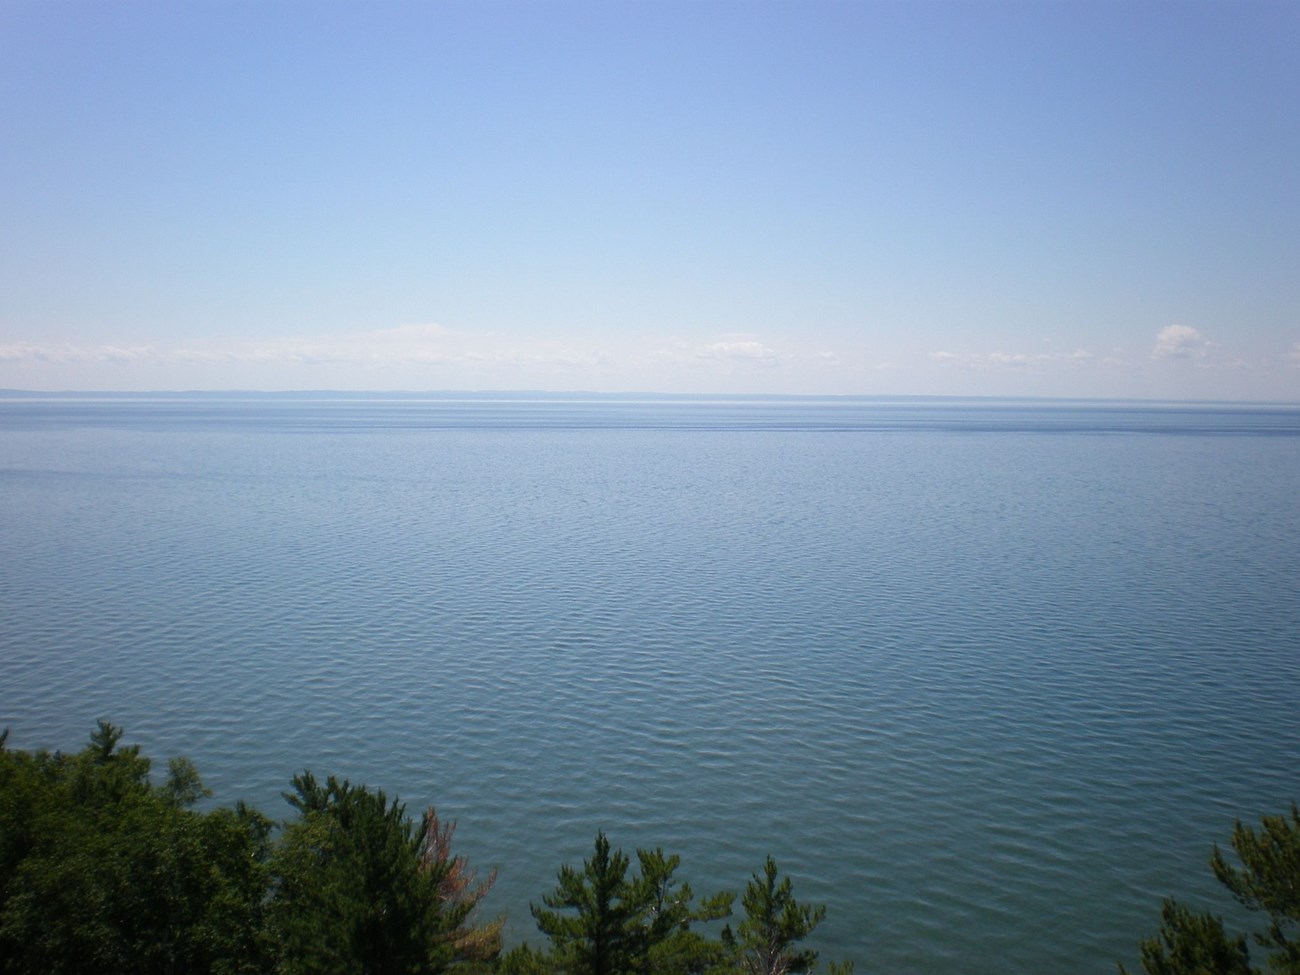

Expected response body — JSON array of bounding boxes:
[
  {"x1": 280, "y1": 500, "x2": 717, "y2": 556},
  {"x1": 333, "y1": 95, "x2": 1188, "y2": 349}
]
[{"x1": 2, "y1": 393, "x2": 1299, "y2": 974}]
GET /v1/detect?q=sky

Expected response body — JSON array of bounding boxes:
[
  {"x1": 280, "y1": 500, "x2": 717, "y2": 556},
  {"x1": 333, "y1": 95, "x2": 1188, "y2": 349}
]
[{"x1": 1, "y1": 0, "x2": 1297, "y2": 400}]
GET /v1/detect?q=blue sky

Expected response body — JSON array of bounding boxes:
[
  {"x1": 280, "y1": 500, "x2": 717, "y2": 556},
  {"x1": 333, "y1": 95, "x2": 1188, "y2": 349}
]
[{"x1": 2, "y1": 0, "x2": 1297, "y2": 399}]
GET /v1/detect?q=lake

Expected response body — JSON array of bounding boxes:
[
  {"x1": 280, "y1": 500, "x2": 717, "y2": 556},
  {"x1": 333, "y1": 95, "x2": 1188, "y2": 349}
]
[{"x1": 2, "y1": 393, "x2": 1298, "y2": 973}]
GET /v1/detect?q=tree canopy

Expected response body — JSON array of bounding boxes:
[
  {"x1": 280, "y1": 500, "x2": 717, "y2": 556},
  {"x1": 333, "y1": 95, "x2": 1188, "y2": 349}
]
[
  {"x1": 0, "y1": 722, "x2": 272, "y2": 975},
  {"x1": 722, "y1": 856, "x2": 826, "y2": 975},
  {"x1": 5, "y1": 726, "x2": 842, "y2": 975},
  {"x1": 505, "y1": 834, "x2": 837, "y2": 975},
  {"x1": 1123, "y1": 805, "x2": 1300, "y2": 975},
  {"x1": 0, "y1": 725, "x2": 498, "y2": 975},
  {"x1": 12, "y1": 722, "x2": 1300, "y2": 975}
]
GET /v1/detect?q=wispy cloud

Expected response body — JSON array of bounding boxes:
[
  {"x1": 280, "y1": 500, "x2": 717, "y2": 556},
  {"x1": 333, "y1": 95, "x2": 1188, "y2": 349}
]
[
  {"x1": 652, "y1": 334, "x2": 782, "y2": 369},
  {"x1": 693, "y1": 339, "x2": 777, "y2": 363},
  {"x1": 1152, "y1": 325, "x2": 1208, "y2": 360},
  {"x1": 0, "y1": 326, "x2": 604, "y2": 371},
  {"x1": 930, "y1": 348, "x2": 1093, "y2": 370},
  {"x1": 0, "y1": 342, "x2": 162, "y2": 363}
]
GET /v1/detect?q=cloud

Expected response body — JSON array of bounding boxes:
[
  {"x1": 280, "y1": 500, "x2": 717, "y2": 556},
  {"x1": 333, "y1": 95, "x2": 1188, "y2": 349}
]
[
  {"x1": 0, "y1": 342, "x2": 161, "y2": 363},
  {"x1": 1287, "y1": 343, "x2": 1300, "y2": 368},
  {"x1": 651, "y1": 335, "x2": 781, "y2": 369},
  {"x1": 930, "y1": 348, "x2": 1093, "y2": 370},
  {"x1": 1152, "y1": 325, "x2": 1207, "y2": 360},
  {"x1": 0, "y1": 327, "x2": 600, "y2": 371},
  {"x1": 693, "y1": 340, "x2": 777, "y2": 362}
]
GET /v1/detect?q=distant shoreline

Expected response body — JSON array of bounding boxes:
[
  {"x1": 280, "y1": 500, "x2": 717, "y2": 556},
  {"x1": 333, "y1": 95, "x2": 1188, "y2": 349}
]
[{"x1": 3, "y1": 388, "x2": 1298, "y2": 408}]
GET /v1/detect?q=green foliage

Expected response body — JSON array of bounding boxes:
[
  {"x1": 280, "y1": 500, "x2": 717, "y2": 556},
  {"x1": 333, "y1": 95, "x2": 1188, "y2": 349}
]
[
  {"x1": 722, "y1": 857, "x2": 825, "y2": 975},
  {"x1": 1212, "y1": 806, "x2": 1300, "y2": 974},
  {"x1": 268, "y1": 770, "x2": 496, "y2": 975},
  {"x1": 515, "y1": 832, "x2": 734, "y2": 975},
  {"x1": 1127, "y1": 804, "x2": 1300, "y2": 975},
  {"x1": 1119, "y1": 900, "x2": 1253, "y2": 975},
  {"x1": 0, "y1": 725, "x2": 499, "y2": 975},
  {"x1": 527, "y1": 831, "x2": 643, "y2": 975},
  {"x1": 0, "y1": 722, "x2": 271, "y2": 975},
  {"x1": 4, "y1": 725, "x2": 861, "y2": 975},
  {"x1": 499, "y1": 942, "x2": 557, "y2": 975},
  {"x1": 636, "y1": 847, "x2": 734, "y2": 975}
]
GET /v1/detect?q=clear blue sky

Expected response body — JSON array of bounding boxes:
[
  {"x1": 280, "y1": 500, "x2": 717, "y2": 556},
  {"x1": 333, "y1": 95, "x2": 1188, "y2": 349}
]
[{"x1": 2, "y1": 0, "x2": 1297, "y2": 399}]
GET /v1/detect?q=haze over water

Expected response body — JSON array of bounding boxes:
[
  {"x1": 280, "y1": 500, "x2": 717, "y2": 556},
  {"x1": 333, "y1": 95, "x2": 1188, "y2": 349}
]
[{"x1": 3, "y1": 394, "x2": 1299, "y2": 974}]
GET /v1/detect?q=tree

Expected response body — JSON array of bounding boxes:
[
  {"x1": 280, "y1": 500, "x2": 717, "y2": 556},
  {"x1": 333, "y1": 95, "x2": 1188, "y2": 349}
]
[
  {"x1": 1124, "y1": 805, "x2": 1300, "y2": 975},
  {"x1": 1212, "y1": 806, "x2": 1300, "y2": 974},
  {"x1": 634, "y1": 848, "x2": 733, "y2": 975},
  {"x1": 1120, "y1": 900, "x2": 1252, "y2": 975},
  {"x1": 527, "y1": 831, "x2": 643, "y2": 975},
  {"x1": 267, "y1": 771, "x2": 498, "y2": 975},
  {"x1": 510, "y1": 833, "x2": 733, "y2": 975},
  {"x1": 0, "y1": 722, "x2": 271, "y2": 975},
  {"x1": 722, "y1": 857, "x2": 825, "y2": 975},
  {"x1": 420, "y1": 805, "x2": 504, "y2": 970},
  {"x1": 1, "y1": 725, "x2": 499, "y2": 975}
]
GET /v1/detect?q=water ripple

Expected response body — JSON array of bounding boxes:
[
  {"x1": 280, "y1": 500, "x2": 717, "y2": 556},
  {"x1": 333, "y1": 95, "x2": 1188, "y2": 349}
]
[{"x1": 2, "y1": 406, "x2": 1299, "y2": 974}]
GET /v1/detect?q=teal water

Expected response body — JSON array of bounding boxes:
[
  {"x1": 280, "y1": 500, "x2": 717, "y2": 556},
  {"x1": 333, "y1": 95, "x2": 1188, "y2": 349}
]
[{"x1": 2, "y1": 394, "x2": 1299, "y2": 973}]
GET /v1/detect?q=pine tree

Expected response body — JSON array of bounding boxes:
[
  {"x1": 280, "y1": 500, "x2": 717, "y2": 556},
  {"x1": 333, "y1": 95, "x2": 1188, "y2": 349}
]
[
  {"x1": 1212, "y1": 806, "x2": 1300, "y2": 974},
  {"x1": 1120, "y1": 900, "x2": 1252, "y2": 975},
  {"x1": 420, "y1": 805, "x2": 503, "y2": 970},
  {"x1": 0, "y1": 723, "x2": 271, "y2": 975},
  {"x1": 529, "y1": 831, "x2": 643, "y2": 975},
  {"x1": 268, "y1": 772, "x2": 498, "y2": 975},
  {"x1": 512, "y1": 833, "x2": 734, "y2": 975},
  {"x1": 634, "y1": 848, "x2": 732, "y2": 975},
  {"x1": 1125, "y1": 804, "x2": 1300, "y2": 975},
  {"x1": 722, "y1": 857, "x2": 825, "y2": 975}
]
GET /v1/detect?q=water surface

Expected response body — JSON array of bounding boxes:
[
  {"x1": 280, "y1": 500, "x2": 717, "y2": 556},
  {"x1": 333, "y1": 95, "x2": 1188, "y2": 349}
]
[{"x1": 2, "y1": 394, "x2": 1298, "y2": 974}]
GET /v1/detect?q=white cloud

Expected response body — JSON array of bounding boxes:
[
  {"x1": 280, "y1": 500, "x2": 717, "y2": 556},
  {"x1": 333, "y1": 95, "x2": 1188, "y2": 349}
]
[
  {"x1": 930, "y1": 348, "x2": 1093, "y2": 370},
  {"x1": 0, "y1": 341, "x2": 161, "y2": 363},
  {"x1": 1286, "y1": 342, "x2": 1300, "y2": 368},
  {"x1": 1152, "y1": 325, "x2": 1207, "y2": 360},
  {"x1": 651, "y1": 335, "x2": 781, "y2": 369},
  {"x1": 693, "y1": 340, "x2": 777, "y2": 362},
  {"x1": 0, "y1": 327, "x2": 792, "y2": 393},
  {"x1": 0, "y1": 328, "x2": 599, "y2": 371},
  {"x1": 0, "y1": 342, "x2": 58, "y2": 362}
]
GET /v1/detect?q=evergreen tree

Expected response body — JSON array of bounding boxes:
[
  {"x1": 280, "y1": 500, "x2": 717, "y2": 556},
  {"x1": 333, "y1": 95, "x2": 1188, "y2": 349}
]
[
  {"x1": 511, "y1": 833, "x2": 733, "y2": 975},
  {"x1": 634, "y1": 848, "x2": 733, "y2": 975},
  {"x1": 267, "y1": 771, "x2": 497, "y2": 975},
  {"x1": 1125, "y1": 804, "x2": 1300, "y2": 975},
  {"x1": 420, "y1": 805, "x2": 504, "y2": 970},
  {"x1": 1, "y1": 725, "x2": 501, "y2": 975},
  {"x1": 722, "y1": 857, "x2": 825, "y2": 975},
  {"x1": 528, "y1": 831, "x2": 643, "y2": 975},
  {"x1": 1212, "y1": 806, "x2": 1300, "y2": 974},
  {"x1": 0, "y1": 722, "x2": 271, "y2": 975},
  {"x1": 1120, "y1": 900, "x2": 1252, "y2": 975}
]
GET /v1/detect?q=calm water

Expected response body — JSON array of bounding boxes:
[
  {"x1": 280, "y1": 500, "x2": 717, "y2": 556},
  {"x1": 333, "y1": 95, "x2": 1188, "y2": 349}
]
[{"x1": 3, "y1": 394, "x2": 1299, "y2": 974}]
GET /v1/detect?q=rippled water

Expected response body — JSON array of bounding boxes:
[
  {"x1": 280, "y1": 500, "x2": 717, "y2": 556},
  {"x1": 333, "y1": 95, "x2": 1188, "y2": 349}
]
[{"x1": 3, "y1": 394, "x2": 1299, "y2": 974}]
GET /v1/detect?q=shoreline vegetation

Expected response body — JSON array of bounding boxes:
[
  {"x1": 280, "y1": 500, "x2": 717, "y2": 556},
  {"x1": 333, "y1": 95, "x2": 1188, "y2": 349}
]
[{"x1": 1, "y1": 726, "x2": 1296, "y2": 975}]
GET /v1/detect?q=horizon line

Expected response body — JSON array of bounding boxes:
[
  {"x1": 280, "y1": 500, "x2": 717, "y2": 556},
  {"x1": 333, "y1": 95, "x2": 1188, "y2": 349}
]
[{"x1": 3, "y1": 388, "x2": 1299, "y2": 408}]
